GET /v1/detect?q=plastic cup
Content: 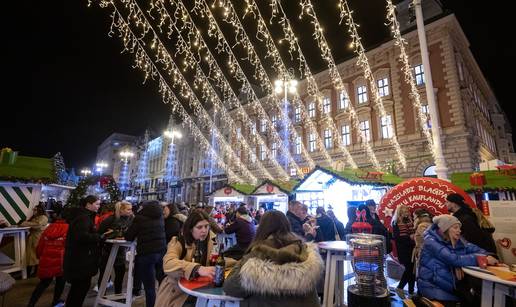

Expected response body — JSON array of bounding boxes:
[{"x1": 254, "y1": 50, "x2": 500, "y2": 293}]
[{"x1": 476, "y1": 254, "x2": 488, "y2": 269}]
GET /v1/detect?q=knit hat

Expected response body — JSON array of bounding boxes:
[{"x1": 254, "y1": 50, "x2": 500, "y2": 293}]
[
  {"x1": 446, "y1": 193, "x2": 466, "y2": 206},
  {"x1": 433, "y1": 214, "x2": 461, "y2": 232}
]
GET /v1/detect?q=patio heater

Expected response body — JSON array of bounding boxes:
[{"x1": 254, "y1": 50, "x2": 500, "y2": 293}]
[{"x1": 346, "y1": 233, "x2": 390, "y2": 307}]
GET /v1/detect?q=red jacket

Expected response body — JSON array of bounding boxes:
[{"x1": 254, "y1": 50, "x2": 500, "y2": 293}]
[{"x1": 36, "y1": 219, "x2": 69, "y2": 279}]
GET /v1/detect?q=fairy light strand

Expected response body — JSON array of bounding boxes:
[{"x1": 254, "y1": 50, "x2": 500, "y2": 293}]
[
  {"x1": 335, "y1": 0, "x2": 406, "y2": 169},
  {"x1": 114, "y1": 0, "x2": 259, "y2": 183},
  {"x1": 98, "y1": 1, "x2": 243, "y2": 183},
  {"x1": 148, "y1": 0, "x2": 289, "y2": 180},
  {"x1": 385, "y1": 0, "x2": 435, "y2": 156}
]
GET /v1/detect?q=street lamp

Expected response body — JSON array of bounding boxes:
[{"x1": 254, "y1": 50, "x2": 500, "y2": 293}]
[
  {"x1": 164, "y1": 130, "x2": 182, "y2": 201},
  {"x1": 119, "y1": 150, "x2": 134, "y2": 193},
  {"x1": 120, "y1": 150, "x2": 135, "y2": 162},
  {"x1": 80, "y1": 168, "x2": 92, "y2": 177},
  {"x1": 164, "y1": 129, "x2": 182, "y2": 141},
  {"x1": 95, "y1": 161, "x2": 108, "y2": 175},
  {"x1": 274, "y1": 78, "x2": 297, "y2": 172}
]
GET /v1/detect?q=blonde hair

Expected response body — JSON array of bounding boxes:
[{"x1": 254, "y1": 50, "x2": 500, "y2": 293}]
[
  {"x1": 115, "y1": 201, "x2": 132, "y2": 219},
  {"x1": 472, "y1": 208, "x2": 494, "y2": 230},
  {"x1": 391, "y1": 204, "x2": 410, "y2": 226}
]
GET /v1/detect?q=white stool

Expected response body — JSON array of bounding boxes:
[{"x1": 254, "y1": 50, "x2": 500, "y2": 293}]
[{"x1": 94, "y1": 240, "x2": 136, "y2": 307}]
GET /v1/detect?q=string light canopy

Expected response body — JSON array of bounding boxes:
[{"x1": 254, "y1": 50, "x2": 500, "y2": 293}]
[{"x1": 88, "y1": 0, "x2": 440, "y2": 182}]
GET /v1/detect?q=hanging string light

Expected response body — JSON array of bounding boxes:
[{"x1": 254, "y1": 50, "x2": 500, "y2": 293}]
[
  {"x1": 385, "y1": 0, "x2": 436, "y2": 157},
  {"x1": 148, "y1": 0, "x2": 289, "y2": 180},
  {"x1": 101, "y1": 0, "x2": 255, "y2": 183},
  {"x1": 189, "y1": 0, "x2": 315, "y2": 172},
  {"x1": 265, "y1": 0, "x2": 358, "y2": 168}
]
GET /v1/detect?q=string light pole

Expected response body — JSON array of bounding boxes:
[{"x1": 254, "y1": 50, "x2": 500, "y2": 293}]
[
  {"x1": 413, "y1": 0, "x2": 449, "y2": 180},
  {"x1": 275, "y1": 77, "x2": 298, "y2": 174},
  {"x1": 119, "y1": 150, "x2": 134, "y2": 193}
]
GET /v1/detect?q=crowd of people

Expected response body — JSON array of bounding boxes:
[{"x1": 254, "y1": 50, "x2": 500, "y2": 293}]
[{"x1": 2, "y1": 191, "x2": 501, "y2": 307}]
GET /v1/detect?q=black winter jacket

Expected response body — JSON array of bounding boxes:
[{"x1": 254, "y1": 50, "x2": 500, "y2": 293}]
[
  {"x1": 63, "y1": 207, "x2": 102, "y2": 281},
  {"x1": 125, "y1": 203, "x2": 166, "y2": 256},
  {"x1": 453, "y1": 207, "x2": 497, "y2": 255}
]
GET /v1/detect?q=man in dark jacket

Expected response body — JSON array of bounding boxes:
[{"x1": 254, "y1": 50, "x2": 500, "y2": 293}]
[
  {"x1": 315, "y1": 207, "x2": 336, "y2": 242},
  {"x1": 63, "y1": 195, "x2": 111, "y2": 307},
  {"x1": 446, "y1": 193, "x2": 497, "y2": 254},
  {"x1": 286, "y1": 201, "x2": 316, "y2": 241},
  {"x1": 223, "y1": 206, "x2": 256, "y2": 260},
  {"x1": 125, "y1": 200, "x2": 166, "y2": 307}
]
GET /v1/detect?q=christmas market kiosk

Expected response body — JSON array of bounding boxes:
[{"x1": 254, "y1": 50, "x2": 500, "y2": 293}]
[
  {"x1": 208, "y1": 183, "x2": 256, "y2": 208},
  {"x1": 250, "y1": 180, "x2": 298, "y2": 213},
  {"x1": 292, "y1": 166, "x2": 403, "y2": 224}
]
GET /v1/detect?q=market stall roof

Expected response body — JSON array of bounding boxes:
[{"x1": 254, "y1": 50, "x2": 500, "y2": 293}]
[
  {"x1": 252, "y1": 179, "x2": 300, "y2": 195},
  {"x1": 0, "y1": 155, "x2": 56, "y2": 184},
  {"x1": 293, "y1": 166, "x2": 403, "y2": 191},
  {"x1": 207, "y1": 183, "x2": 257, "y2": 197},
  {"x1": 451, "y1": 170, "x2": 516, "y2": 192}
]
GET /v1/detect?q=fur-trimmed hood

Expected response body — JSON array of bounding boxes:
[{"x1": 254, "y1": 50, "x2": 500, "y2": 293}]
[{"x1": 238, "y1": 241, "x2": 324, "y2": 296}]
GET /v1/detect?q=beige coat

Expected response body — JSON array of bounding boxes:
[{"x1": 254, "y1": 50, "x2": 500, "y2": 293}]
[
  {"x1": 155, "y1": 234, "x2": 236, "y2": 307},
  {"x1": 21, "y1": 215, "x2": 49, "y2": 266},
  {"x1": 411, "y1": 221, "x2": 431, "y2": 274}
]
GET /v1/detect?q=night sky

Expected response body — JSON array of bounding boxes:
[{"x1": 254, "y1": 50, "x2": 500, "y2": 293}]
[{"x1": 7, "y1": 0, "x2": 515, "y2": 170}]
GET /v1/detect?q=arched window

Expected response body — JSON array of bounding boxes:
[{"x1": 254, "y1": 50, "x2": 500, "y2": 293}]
[{"x1": 423, "y1": 165, "x2": 437, "y2": 177}]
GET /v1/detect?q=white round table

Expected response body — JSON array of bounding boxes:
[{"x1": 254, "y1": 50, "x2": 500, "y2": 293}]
[
  {"x1": 178, "y1": 277, "x2": 242, "y2": 307},
  {"x1": 318, "y1": 241, "x2": 351, "y2": 307},
  {"x1": 463, "y1": 266, "x2": 516, "y2": 307},
  {"x1": 0, "y1": 227, "x2": 30, "y2": 279}
]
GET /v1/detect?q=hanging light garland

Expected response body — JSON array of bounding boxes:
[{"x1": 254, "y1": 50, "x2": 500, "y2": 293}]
[
  {"x1": 330, "y1": 0, "x2": 408, "y2": 169},
  {"x1": 146, "y1": 0, "x2": 283, "y2": 181},
  {"x1": 385, "y1": 0, "x2": 436, "y2": 157},
  {"x1": 189, "y1": 0, "x2": 315, "y2": 172},
  {"x1": 266, "y1": 0, "x2": 359, "y2": 168},
  {"x1": 98, "y1": 0, "x2": 252, "y2": 184}
]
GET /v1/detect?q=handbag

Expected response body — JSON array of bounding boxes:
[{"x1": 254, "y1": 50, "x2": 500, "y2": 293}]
[{"x1": 333, "y1": 221, "x2": 341, "y2": 241}]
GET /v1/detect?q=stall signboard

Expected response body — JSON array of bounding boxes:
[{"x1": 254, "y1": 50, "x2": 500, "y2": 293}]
[
  {"x1": 211, "y1": 187, "x2": 245, "y2": 198},
  {"x1": 254, "y1": 183, "x2": 281, "y2": 195},
  {"x1": 378, "y1": 177, "x2": 475, "y2": 230}
]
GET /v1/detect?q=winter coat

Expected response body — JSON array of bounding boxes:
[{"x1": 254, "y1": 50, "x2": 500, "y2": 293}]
[
  {"x1": 392, "y1": 221, "x2": 415, "y2": 265},
  {"x1": 332, "y1": 218, "x2": 346, "y2": 241},
  {"x1": 63, "y1": 207, "x2": 103, "y2": 281},
  {"x1": 316, "y1": 214, "x2": 336, "y2": 242},
  {"x1": 98, "y1": 215, "x2": 133, "y2": 265},
  {"x1": 155, "y1": 233, "x2": 237, "y2": 307},
  {"x1": 417, "y1": 224, "x2": 487, "y2": 301},
  {"x1": 124, "y1": 203, "x2": 166, "y2": 256},
  {"x1": 453, "y1": 207, "x2": 497, "y2": 255},
  {"x1": 286, "y1": 211, "x2": 304, "y2": 238},
  {"x1": 21, "y1": 215, "x2": 49, "y2": 266},
  {"x1": 36, "y1": 219, "x2": 68, "y2": 279},
  {"x1": 224, "y1": 215, "x2": 256, "y2": 248},
  {"x1": 411, "y1": 221, "x2": 432, "y2": 274},
  {"x1": 164, "y1": 213, "x2": 186, "y2": 243},
  {"x1": 223, "y1": 239, "x2": 324, "y2": 307}
]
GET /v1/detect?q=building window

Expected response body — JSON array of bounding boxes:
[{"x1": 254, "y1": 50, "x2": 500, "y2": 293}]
[
  {"x1": 324, "y1": 129, "x2": 332, "y2": 149},
  {"x1": 308, "y1": 102, "x2": 316, "y2": 118},
  {"x1": 359, "y1": 120, "x2": 370, "y2": 142},
  {"x1": 414, "y1": 64, "x2": 425, "y2": 85},
  {"x1": 271, "y1": 114, "x2": 277, "y2": 127},
  {"x1": 236, "y1": 127, "x2": 242, "y2": 139},
  {"x1": 421, "y1": 105, "x2": 431, "y2": 128},
  {"x1": 339, "y1": 90, "x2": 350, "y2": 109},
  {"x1": 260, "y1": 145, "x2": 266, "y2": 160},
  {"x1": 309, "y1": 133, "x2": 316, "y2": 152},
  {"x1": 250, "y1": 122, "x2": 256, "y2": 135},
  {"x1": 381, "y1": 115, "x2": 393, "y2": 139},
  {"x1": 377, "y1": 77, "x2": 389, "y2": 97},
  {"x1": 250, "y1": 150, "x2": 256, "y2": 163},
  {"x1": 341, "y1": 124, "x2": 351, "y2": 146},
  {"x1": 271, "y1": 142, "x2": 277, "y2": 159},
  {"x1": 260, "y1": 119, "x2": 267, "y2": 133},
  {"x1": 357, "y1": 85, "x2": 368, "y2": 104},
  {"x1": 323, "y1": 97, "x2": 331, "y2": 114},
  {"x1": 295, "y1": 136, "x2": 302, "y2": 154},
  {"x1": 294, "y1": 106, "x2": 301, "y2": 123}
]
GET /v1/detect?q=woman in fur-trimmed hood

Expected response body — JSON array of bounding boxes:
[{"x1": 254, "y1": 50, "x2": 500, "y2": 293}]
[{"x1": 223, "y1": 210, "x2": 324, "y2": 307}]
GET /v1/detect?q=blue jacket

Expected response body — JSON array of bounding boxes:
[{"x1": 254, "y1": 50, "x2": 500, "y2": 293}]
[{"x1": 417, "y1": 224, "x2": 486, "y2": 301}]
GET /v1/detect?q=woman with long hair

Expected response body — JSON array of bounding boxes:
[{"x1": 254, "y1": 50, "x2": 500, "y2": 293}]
[
  {"x1": 223, "y1": 210, "x2": 324, "y2": 307},
  {"x1": 391, "y1": 205, "x2": 415, "y2": 297},
  {"x1": 155, "y1": 210, "x2": 236, "y2": 306},
  {"x1": 21, "y1": 203, "x2": 49, "y2": 277}
]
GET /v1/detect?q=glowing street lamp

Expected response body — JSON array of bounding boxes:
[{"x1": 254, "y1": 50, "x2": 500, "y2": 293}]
[
  {"x1": 120, "y1": 150, "x2": 135, "y2": 162},
  {"x1": 95, "y1": 161, "x2": 108, "y2": 175},
  {"x1": 80, "y1": 168, "x2": 92, "y2": 177},
  {"x1": 164, "y1": 130, "x2": 182, "y2": 141}
]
